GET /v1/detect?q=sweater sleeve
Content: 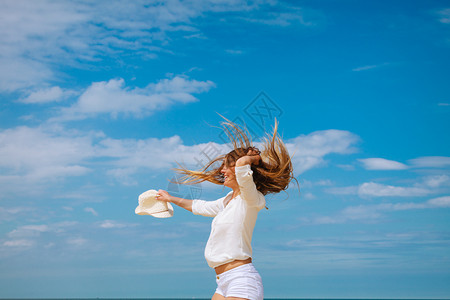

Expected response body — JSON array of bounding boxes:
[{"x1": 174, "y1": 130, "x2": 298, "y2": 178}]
[
  {"x1": 235, "y1": 164, "x2": 266, "y2": 209},
  {"x1": 192, "y1": 197, "x2": 224, "y2": 217}
]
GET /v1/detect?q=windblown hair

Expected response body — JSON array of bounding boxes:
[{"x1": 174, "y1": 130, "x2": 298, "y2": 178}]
[{"x1": 175, "y1": 118, "x2": 296, "y2": 196}]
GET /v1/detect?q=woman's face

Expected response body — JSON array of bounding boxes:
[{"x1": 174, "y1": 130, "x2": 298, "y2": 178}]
[{"x1": 221, "y1": 163, "x2": 237, "y2": 189}]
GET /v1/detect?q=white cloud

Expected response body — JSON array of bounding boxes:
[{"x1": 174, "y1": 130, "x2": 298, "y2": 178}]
[
  {"x1": 66, "y1": 237, "x2": 87, "y2": 247},
  {"x1": 287, "y1": 129, "x2": 360, "y2": 174},
  {"x1": 356, "y1": 155, "x2": 450, "y2": 172},
  {"x1": 337, "y1": 164, "x2": 355, "y2": 171},
  {"x1": 100, "y1": 137, "x2": 230, "y2": 184},
  {"x1": 0, "y1": 124, "x2": 359, "y2": 192},
  {"x1": 6, "y1": 222, "x2": 77, "y2": 239},
  {"x1": 7, "y1": 225, "x2": 50, "y2": 238},
  {"x1": 408, "y1": 156, "x2": 450, "y2": 168},
  {"x1": 84, "y1": 207, "x2": 98, "y2": 216},
  {"x1": 99, "y1": 220, "x2": 135, "y2": 229},
  {"x1": 301, "y1": 179, "x2": 333, "y2": 188},
  {"x1": 100, "y1": 129, "x2": 360, "y2": 184},
  {"x1": 325, "y1": 186, "x2": 358, "y2": 195},
  {"x1": 0, "y1": 1, "x2": 81, "y2": 91},
  {"x1": 427, "y1": 196, "x2": 450, "y2": 207},
  {"x1": 3, "y1": 239, "x2": 34, "y2": 247},
  {"x1": 352, "y1": 65, "x2": 378, "y2": 72},
  {"x1": 437, "y1": 8, "x2": 450, "y2": 24},
  {"x1": 327, "y1": 174, "x2": 450, "y2": 198},
  {"x1": 326, "y1": 182, "x2": 432, "y2": 197},
  {"x1": 358, "y1": 182, "x2": 430, "y2": 197},
  {"x1": 0, "y1": 123, "x2": 224, "y2": 191},
  {"x1": 307, "y1": 195, "x2": 450, "y2": 224},
  {"x1": 225, "y1": 49, "x2": 244, "y2": 55},
  {"x1": 19, "y1": 86, "x2": 76, "y2": 104},
  {"x1": 0, "y1": 124, "x2": 213, "y2": 191},
  {"x1": 0, "y1": 57, "x2": 53, "y2": 92},
  {"x1": 56, "y1": 76, "x2": 215, "y2": 120},
  {"x1": 302, "y1": 192, "x2": 316, "y2": 200},
  {"x1": 240, "y1": 4, "x2": 323, "y2": 27},
  {"x1": 0, "y1": 0, "x2": 315, "y2": 93},
  {"x1": 422, "y1": 174, "x2": 450, "y2": 188},
  {"x1": 0, "y1": 126, "x2": 94, "y2": 183},
  {"x1": 352, "y1": 62, "x2": 390, "y2": 72},
  {"x1": 358, "y1": 158, "x2": 408, "y2": 170},
  {"x1": 288, "y1": 129, "x2": 359, "y2": 156},
  {"x1": 0, "y1": 206, "x2": 35, "y2": 221}
]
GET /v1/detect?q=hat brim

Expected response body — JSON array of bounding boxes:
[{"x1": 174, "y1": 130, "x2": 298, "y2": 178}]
[{"x1": 135, "y1": 202, "x2": 174, "y2": 218}]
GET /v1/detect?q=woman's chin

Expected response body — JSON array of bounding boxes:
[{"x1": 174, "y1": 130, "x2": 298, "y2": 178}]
[{"x1": 223, "y1": 180, "x2": 237, "y2": 189}]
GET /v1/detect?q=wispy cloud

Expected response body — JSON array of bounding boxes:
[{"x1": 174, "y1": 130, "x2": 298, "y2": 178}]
[
  {"x1": 262, "y1": 230, "x2": 450, "y2": 272},
  {"x1": 352, "y1": 62, "x2": 389, "y2": 72},
  {"x1": 84, "y1": 207, "x2": 98, "y2": 217},
  {"x1": 428, "y1": 195, "x2": 450, "y2": 207},
  {"x1": 358, "y1": 156, "x2": 450, "y2": 170},
  {"x1": 0, "y1": 207, "x2": 35, "y2": 222},
  {"x1": 422, "y1": 174, "x2": 450, "y2": 188},
  {"x1": 436, "y1": 8, "x2": 450, "y2": 24},
  {"x1": 6, "y1": 222, "x2": 77, "y2": 238},
  {"x1": 326, "y1": 173, "x2": 450, "y2": 198},
  {"x1": 66, "y1": 237, "x2": 88, "y2": 247},
  {"x1": 0, "y1": 126, "x2": 95, "y2": 184},
  {"x1": 0, "y1": 124, "x2": 360, "y2": 194},
  {"x1": 19, "y1": 86, "x2": 77, "y2": 104},
  {"x1": 0, "y1": 0, "x2": 316, "y2": 93},
  {"x1": 408, "y1": 156, "x2": 450, "y2": 168},
  {"x1": 358, "y1": 182, "x2": 430, "y2": 197},
  {"x1": 239, "y1": 4, "x2": 324, "y2": 27},
  {"x1": 2, "y1": 239, "x2": 34, "y2": 248},
  {"x1": 305, "y1": 196, "x2": 450, "y2": 224},
  {"x1": 7, "y1": 225, "x2": 50, "y2": 238},
  {"x1": 0, "y1": 1, "x2": 84, "y2": 91},
  {"x1": 327, "y1": 182, "x2": 437, "y2": 198},
  {"x1": 225, "y1": 49, "x2": 244, "y2": 55},
  {"x1": 287, "y1": 129, "x2": 360, "y2": 174},
  {"x1": 99, "y1": 220, "x2": 137, "y2": 229},
  {"x1": 54, "y1": 76, "x2": 215, "y2": 121},
  {"x1": 358, "y1": 158, "x2": 408, "y2": 170},
  {"x1": 1, "y1": 221, "x2": 78, "y2": 251}
]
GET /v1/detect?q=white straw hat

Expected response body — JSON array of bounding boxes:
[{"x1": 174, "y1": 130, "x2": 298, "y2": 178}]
[{"x1": 135, "y1": 189, "x2": 174, "y2": 218}]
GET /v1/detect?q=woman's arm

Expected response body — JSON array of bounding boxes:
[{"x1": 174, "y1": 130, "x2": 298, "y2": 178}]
[
  {"x1": 157, "y1": 189, "x2": 193, "y2": 212},
  {"x1": 235, "y1": 148, "x2": 266, "y2": 208}
]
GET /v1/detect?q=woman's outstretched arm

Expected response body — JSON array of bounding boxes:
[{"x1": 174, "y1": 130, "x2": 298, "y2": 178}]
[{"x1": 157, "y1": 189, "x2": 193, "y2": 212}]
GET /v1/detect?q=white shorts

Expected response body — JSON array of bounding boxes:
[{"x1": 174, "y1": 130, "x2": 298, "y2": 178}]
[{"x1": 214, "y1": 263, "x2": 264, "y2": 300}]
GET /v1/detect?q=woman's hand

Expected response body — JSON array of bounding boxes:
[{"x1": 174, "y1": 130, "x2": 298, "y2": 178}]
[
  {"x1": 156, "y1": 189, "x2": 172, "y2": 202},
  {"x1": 247, "y1": 147, "x2": 261, "y2": 165},
  {"x1": 236, "y1": 147, "x2": 261, "y2": 167}
]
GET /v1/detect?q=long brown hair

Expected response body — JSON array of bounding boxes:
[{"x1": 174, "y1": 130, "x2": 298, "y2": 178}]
[{"x1": 174, "y1": 118, "x2": 296, "y2": 195}]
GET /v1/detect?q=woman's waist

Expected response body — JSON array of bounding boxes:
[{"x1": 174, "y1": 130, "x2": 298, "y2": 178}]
[{"x1": 214, "y1": 257, "x2": 252, "y2": 275}]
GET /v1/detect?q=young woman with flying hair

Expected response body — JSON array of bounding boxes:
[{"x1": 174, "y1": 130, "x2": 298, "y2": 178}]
[{"x1": 156, "y1": 119, "x2": 295, "y2": 300}]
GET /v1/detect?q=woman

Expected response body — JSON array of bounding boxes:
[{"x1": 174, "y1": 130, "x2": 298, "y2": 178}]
[{"x1": 156, "y1": 119, "x2": 295, "y2": 300}]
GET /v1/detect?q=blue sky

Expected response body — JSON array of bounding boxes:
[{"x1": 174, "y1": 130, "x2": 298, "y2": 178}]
[{"x1": 0, "y1": 0, "x2": 449, "y2": 298}]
